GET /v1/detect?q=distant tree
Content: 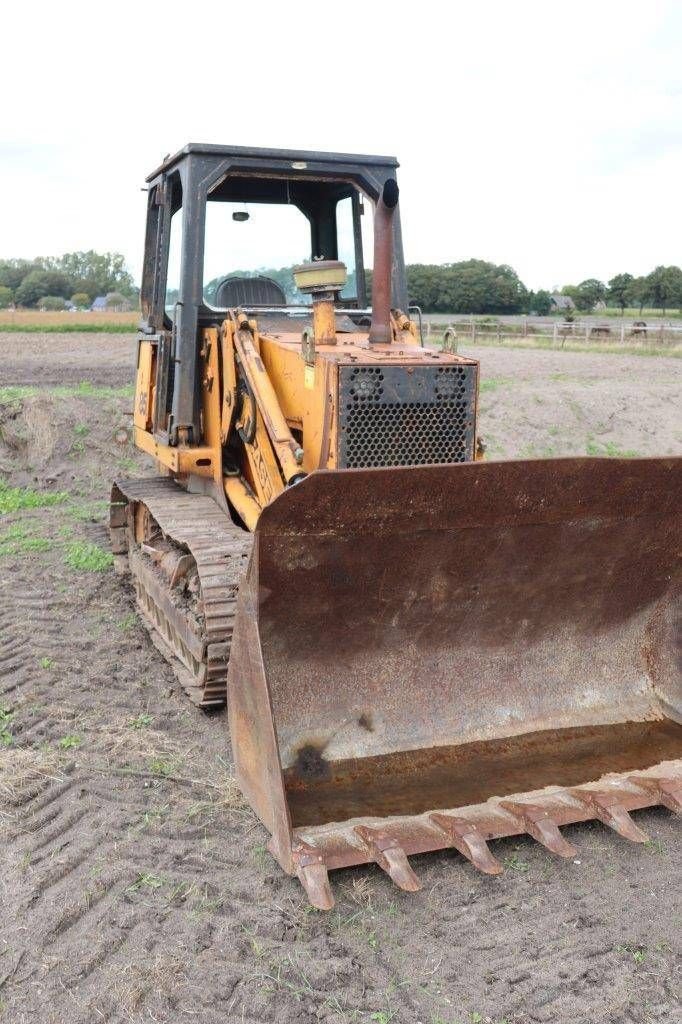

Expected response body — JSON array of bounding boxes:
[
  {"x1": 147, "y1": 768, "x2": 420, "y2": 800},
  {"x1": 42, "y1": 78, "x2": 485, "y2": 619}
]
[
  {"x1": 625, "y1": 275, "x2": 649, "y2": 315},
  {"x1": 104, "y1": 291, "x2": 130, "y2": 311},
  {"x1": 38, "y1": 295, "x2": 67, "y2": 311},
  {"x1": 15, "y1": 269, "x2": 71, "y2": 307},
  {"x1": 531, "y1": 289, "x2": 552, "y2": 316},
  {"x1": 645, "y1": 265, "x2": 682, "y2": 315},
  {"x1": 0, "y1": 259, "x2": 39, "y2": 296},
  {"x1": 45, "y1": 251, "x2": 136, "y2": 298},
  {"x1": 607, "y1": 273, "x2": 634, "y2": 313},
  {"x1": 406, "y1": 260, "x2": 527, "y2": 314},
  {"x1": 562, "y1": 279, "x2": 605, "y2": 312},
  {"x1": 0, "y1": 285, "x2": 13, "y2": 309},
  {"x1": 70, "y1": 292, "x2": 91, "y2": 309}
]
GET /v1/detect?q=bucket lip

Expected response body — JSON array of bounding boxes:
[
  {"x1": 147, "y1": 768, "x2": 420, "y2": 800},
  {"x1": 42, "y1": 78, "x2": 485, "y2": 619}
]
[
  {"x1": 279, "y1": 759, "x2": 682, "y2": 873},
  {"x1": 256, "y1": 456, "x2": 682, "y2": 538}
]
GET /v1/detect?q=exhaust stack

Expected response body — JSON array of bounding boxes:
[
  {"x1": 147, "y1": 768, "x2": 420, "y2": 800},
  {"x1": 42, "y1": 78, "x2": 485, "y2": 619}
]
[{"x1": 368, "y1": 178, "x2": 399, "y2": 345}]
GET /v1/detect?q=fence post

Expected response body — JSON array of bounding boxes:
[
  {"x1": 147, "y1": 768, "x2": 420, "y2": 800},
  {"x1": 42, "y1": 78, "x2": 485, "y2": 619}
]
[
  {"x1": 620, "y1": 323, "x2": 625, "y2": 343},
  {"x1": 585, "y1": 324, "x2": 589, "y2": 343},
  {"x1": 553, "y1": 323, "x2": 557, "y2": 345},
  {"x1": 471, "y1": 319, "x2": 476, "y2": 344}
]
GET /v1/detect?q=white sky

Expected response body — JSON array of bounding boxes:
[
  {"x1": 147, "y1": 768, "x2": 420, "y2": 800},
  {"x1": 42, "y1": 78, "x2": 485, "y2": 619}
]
[{"x1": 2, "y1": 0, "x2": 682, "y2": 290}]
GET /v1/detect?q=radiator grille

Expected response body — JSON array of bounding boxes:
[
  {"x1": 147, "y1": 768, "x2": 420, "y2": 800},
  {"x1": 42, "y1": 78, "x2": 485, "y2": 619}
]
[{"x1": 338, "y1": 364, "x2": 477, "y2": 469}]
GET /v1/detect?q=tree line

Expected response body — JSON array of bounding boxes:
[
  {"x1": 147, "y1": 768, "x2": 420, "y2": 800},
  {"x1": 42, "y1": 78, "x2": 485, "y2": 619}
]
[
  {"x1": 4, "y1": 250, "x2": 682, "y2": 317},
  {"x1": 0, "y1": 252, "x2": 137, "y2": 310},
  {"x1": 405, "y1": 261, "x2": 682, "y2": 316}
]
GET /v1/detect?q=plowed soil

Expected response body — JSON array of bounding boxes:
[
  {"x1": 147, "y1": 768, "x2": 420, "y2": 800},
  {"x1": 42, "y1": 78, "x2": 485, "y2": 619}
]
[{"x1": 0, "y1": 333, "x2": 680, "y2": 1024}]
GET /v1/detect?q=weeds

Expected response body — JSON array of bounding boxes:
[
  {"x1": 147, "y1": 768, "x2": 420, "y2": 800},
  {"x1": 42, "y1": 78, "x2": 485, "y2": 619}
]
[
  {"x1": 479, "y1": 377, "x2": 510, "y2": 393},
  {"x1": 64, "y1": 541, "x2": 113, "y2": 572},
  {"x1": 585, "y1": 438, "x2": 641, "y2": 458},
  {"x1": 58, "y1": 734, "x2": 81, "y2": 750},
  {"x1": 617, "y1": 943, "x2": 648, "y2": 964},
  {"x1": 148, "y1": 756, "x2": 182, "y2": 777},
  {"x1": 130, "y1": 712, "x2": 153, "y2": 729},
  {"x1": 38, "y1": 657, "x2": 53, "y2": 670},
  {"x1": 67, "y1": 499, "x2": 109, "y2": 522},
  {"x1": 503, "y1": 852, "x2": 530, "y2": 872},
  {"x1": 0, "y1": 709, "x2": 14, "y2": 747},
  {"x1": 0, "y1": 482, "x2": 67, "y2": 517},
  {"x1": 126, "y1": 872, "x2": 166, "y2": 894},
  {"x1": 0, "y1": 523, "x2": 52, "y2": 557},
  {"x1": 118, "y1": 613, "x2": 137, "y2": 631}
]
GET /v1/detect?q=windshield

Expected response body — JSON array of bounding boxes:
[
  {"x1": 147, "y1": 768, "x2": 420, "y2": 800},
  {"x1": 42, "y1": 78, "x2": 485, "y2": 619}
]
[{"x1": 201, "y1": 189, "x2": 372, "y2": 309}]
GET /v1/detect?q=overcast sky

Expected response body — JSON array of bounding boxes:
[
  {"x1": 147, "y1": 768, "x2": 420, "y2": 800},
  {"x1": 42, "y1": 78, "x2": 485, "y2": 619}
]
[{"x1": 2, "y1": 1, "x2": 682, "y2": 290}]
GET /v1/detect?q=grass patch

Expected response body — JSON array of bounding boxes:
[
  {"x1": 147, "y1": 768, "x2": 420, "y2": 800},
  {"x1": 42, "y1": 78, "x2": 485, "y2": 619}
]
[
  {"x1": 0, "y1": 381, "x2": 134, "y2": 406},
  {"x1": 479, "y1": 377, "x2": 510, "y2": 393},
  {"x1": 67, "y1": 499, "x2": 110, "y2": 522},
  {"x1": 130, "y1": 712, "x2": 153, "y2": 729},
  {"x1": 126, "y1": 872, "x2": 166, "y2": 894},
  {"x1": 0, "y1": 708, "x2": 14, "y2": 747},
  {"x1": 148, "y1": 756, "x2": 182, "y2": 777},
  {"x1": 0, "y1": 524, "x2": 46, "y2": 557},
  {"x1": 0, "y1": 322, "x2": 137, "y2": 334},
  {"x1": 585, "y1": 438, "x2": 641, "y2": 458},
  {"x1": 0, "y1": 481, "x2": 68, "y2": 517},
  {"x1": 57, "y1": 734, "x2": 81, "y2": 750},
  {"x1": 464, "y1": 336, "x2": 681, "y2": 358},
  {"x1": 64, "y1": 540, "x2": 113, "y2": 572}
]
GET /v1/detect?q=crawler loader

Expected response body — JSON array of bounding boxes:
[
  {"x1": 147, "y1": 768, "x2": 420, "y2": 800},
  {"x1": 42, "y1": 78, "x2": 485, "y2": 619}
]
[{"x1": 111, "y1": 144, "x2": 681, "y2": 908}]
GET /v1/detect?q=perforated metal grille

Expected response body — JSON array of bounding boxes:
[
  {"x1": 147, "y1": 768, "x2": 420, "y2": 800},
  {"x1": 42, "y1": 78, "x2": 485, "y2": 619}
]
[{"x1": 338, "y1": 364, "x2": 476, "y2": 469}]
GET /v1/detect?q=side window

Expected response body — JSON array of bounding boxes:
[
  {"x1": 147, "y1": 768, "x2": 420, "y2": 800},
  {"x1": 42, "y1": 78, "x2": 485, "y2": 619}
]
[
  {"x1": 165, "y1": 208, "x2": 182, "y2": 318},
  {"x1": 336, "y1": 196, "x2": 356, "y2": 301},
  {"x1": 336, "y1": 192, "x2": 373, "y2": 305}
]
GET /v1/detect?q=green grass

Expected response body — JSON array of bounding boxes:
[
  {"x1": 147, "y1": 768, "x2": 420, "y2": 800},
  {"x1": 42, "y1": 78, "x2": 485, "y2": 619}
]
[
  {"x1": 0, "y1": 482, "x2": 68, "y2": 517},
  {"x1": 130, "y1": 712, "x2": 153, "y2": 729},
  {"x1": 0, "y1": 323, "x2": 137, "y2": 333},
  {"x1": 585, "y1": 438, "x2": 641, "y2": 458},
  {"x1": 479, "y1": 377, "x2": 510, "y2": 393},
  {"x1": 58, "y1": 734, "x2": 81, "y2": 750},
  {"x1": 148, "y1": 756, "x2": 182, "y2": 777},
  {"x1": 126, "y1": 873, "x2": 166, "y2": 893},
  {"x1": 0, "y1": 708, "x2": 14, "y2": 746},
  {"x1": 0, "y1": 381, "x2": 134, "y2": 405},
  {"x1": 66, "y1": 499, "x2": 110, "y2": 522},
  {"x1": 64, "y1": 541, "x2": 113, "y2": 572},
  {"x1": 464, "y1": 336, "x2": 681, "y2": 358}
]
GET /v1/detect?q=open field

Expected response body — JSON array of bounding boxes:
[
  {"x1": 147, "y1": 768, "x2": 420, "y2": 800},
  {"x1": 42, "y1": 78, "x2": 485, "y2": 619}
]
[
  {"x1": 0, "y1": 311, "x2": 138, "y2": 333},
  {"x1": 0, "y1": 333, "x2": 680, "y2": 1024}
]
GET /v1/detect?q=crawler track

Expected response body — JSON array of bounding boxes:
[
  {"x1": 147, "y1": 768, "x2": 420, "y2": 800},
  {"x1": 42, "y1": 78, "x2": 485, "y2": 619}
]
[{"x1": 110, "y1": 477, "x2": 252, "y2": 707}]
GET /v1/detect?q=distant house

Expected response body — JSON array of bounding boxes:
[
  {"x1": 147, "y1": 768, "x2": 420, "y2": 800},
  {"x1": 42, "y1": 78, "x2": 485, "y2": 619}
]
[
  {"x1": 91, "y1": 296, "x2": 107, "y2": 311},
  {"x1": 550, "y1": 293, "x2": 575, "y2": 311}
]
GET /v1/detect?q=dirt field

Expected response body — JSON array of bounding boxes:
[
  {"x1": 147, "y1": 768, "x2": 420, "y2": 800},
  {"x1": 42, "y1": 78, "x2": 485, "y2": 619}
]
[{"x1": 0, "y1": 333, "x2": 680, "y2": 1024}]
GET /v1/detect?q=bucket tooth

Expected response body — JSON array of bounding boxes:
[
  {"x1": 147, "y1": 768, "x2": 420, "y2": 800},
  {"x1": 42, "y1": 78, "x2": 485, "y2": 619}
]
[
  {"x1": 628, "y1": 775, "x2": 682, "y2": 814},
  {"x1": 354, "y1": 826, "x2": 422, "y2": 892},
  {"x1": 569, "y1": 788, "x2": 650, "y2": 843},
  {"x1": 500, "y1": 800, "x2": 578, "y2": 858},
  {"x1": 292, "y1": 843, "x2": 334, "y2": 911},
  {"x1": 429, "y1": 813, "x2": 503, "y2": 875}
]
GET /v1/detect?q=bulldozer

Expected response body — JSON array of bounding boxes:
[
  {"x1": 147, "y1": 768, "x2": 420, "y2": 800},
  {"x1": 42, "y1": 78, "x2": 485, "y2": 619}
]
[{"x1": 111, "y1": 143, "x2": 681, "y2": 909}]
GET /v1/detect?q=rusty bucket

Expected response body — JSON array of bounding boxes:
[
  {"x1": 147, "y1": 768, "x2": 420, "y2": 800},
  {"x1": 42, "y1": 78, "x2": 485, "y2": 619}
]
[{"x1": 227, "y1": 457, "x2": 682, "y2": 908}]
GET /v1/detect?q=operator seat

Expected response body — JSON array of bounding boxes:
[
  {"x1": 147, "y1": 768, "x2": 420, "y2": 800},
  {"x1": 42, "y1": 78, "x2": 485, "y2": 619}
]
[{"x1": 214, "y1": 276, "x2": 286, "y2": 307}]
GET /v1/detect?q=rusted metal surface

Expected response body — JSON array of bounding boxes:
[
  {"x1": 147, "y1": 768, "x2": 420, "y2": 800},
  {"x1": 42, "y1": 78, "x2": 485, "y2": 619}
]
[
  {"x1": 368, "y1": 178, "x2": 400, "y2": 345},
  {"x1": 111, "y1": 478, "x2": 252, "y2": 706},
  {"x1": 227, "y1": 456, "x2": 682, "y2": 907}
]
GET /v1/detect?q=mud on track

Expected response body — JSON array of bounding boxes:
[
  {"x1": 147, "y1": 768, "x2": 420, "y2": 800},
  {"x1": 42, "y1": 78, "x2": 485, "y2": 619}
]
[{"x1": 0, "y1": 333, "x2": 680, "y2": 1024}]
